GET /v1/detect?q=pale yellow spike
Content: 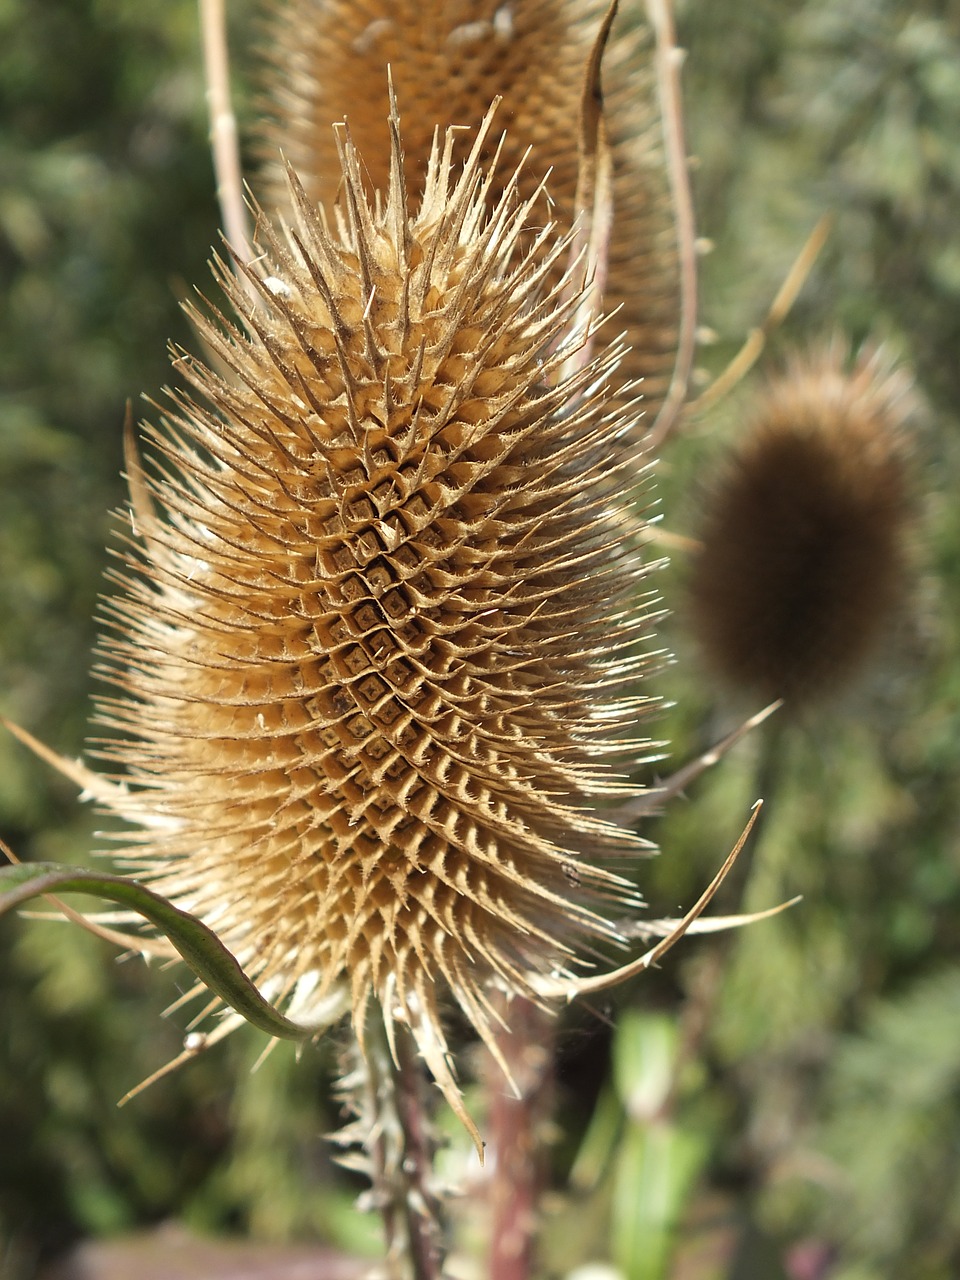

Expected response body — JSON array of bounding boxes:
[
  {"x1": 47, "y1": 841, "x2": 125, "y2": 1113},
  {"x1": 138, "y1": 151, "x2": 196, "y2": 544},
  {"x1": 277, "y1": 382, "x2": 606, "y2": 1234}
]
[{"x1": 2, "y1": 719, "x2": 130, "y2": 809}]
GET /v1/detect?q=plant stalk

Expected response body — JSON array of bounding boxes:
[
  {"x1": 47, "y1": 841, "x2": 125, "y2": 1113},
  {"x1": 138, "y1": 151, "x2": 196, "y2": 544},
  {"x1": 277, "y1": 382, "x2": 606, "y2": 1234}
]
[
  {"x1": 342, "y1": 1005, "x2": 444, "y2": 1280},
  {"x1": 484, "y1": 997, "x2": 555, "y2": 1280}
]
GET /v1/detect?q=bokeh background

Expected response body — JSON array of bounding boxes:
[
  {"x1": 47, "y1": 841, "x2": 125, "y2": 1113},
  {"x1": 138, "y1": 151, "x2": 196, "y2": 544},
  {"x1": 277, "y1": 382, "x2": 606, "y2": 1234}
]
[{"x1": 2, "y1": 1, "x2": 960, "y2": 1277}]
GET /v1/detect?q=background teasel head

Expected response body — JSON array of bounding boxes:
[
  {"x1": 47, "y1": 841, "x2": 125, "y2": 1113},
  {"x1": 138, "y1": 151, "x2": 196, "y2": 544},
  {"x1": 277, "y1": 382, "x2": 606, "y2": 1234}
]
[
  {"x1": 687, "y1": 340, "x2": 915, "y2": 708},
  {"x1": 255, "y1": 0, "x2": 693, "y2": 436},
  {"x1": 85, "y1": 104, "x2": 660, "y2": 1142}
]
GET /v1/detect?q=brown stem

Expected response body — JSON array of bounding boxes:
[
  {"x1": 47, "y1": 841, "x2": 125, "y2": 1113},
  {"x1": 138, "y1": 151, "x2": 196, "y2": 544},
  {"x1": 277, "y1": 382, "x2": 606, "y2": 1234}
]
[
  {"x1": 391, "y1": 1025, "x2": 445, "y2": 1280},
  {"x1": 344, "y1": 1005, "x2": 444, "y2": 1280},
  {"x1": 485, "y1": 998, "x2": 555, "y2": 1280}
]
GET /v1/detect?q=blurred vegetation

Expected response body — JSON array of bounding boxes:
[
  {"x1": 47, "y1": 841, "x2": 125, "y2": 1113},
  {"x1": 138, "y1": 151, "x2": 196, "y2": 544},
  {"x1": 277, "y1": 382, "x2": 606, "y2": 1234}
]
[{"x1": 1, "y1": 1, "x2": 959, "y2": 1278}]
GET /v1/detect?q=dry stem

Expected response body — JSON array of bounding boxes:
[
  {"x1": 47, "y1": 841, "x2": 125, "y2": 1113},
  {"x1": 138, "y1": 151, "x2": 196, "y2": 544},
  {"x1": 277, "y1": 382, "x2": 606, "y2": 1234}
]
[{"x1": 484, "y1": 998, "x2": 556, "y2": 1280}]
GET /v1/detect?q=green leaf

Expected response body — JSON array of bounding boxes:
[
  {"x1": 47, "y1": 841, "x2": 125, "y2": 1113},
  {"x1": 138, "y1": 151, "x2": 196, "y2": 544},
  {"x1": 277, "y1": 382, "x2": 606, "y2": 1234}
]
[
  {"x1": 0, "y1": 862, "x2": 310, "y2": 1041},
  {"x1": 612, "y1": 1120, "x2": 707, "y2": 1280},
  {"x1": 612, "y1": 1011, "x2": 677, "y2": 1122},
  {"x1": 608, "y1": 1012, "x2": 709, "y2": 1280},
  {"x1": 569, "y1": 1082, "x2": 625, "y2": 1193}
]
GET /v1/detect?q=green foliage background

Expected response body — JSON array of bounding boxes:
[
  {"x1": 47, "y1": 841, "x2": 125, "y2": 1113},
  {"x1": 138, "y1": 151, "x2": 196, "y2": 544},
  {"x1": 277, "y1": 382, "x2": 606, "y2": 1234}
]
[{"x1": 1, "y1": 1, "x2": 959, "y2": 1277}]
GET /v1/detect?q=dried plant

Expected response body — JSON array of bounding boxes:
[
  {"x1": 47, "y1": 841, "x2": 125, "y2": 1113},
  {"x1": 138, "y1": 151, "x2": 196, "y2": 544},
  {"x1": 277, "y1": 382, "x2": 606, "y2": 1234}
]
[
  {"x1": 0, "y1": 4, "x2": 781, "y2": 1275},
  {"x1": 255, "y1": 0, "x2": 695, "y2": 437},
  {"x1": 0, "y1": 0, "x2": 732, "y2": 1144},
  {"x1": 114, "y1": 106, "x2": 659, "y2": 1133},
  {"x1": 688, "y1": 341, "x2": 914, "y2": 706}
]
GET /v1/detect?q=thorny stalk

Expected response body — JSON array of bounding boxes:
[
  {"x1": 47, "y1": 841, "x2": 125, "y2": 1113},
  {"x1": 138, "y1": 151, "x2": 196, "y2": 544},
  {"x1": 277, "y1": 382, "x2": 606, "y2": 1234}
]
[
  {"x1": 345, "y1": 1006, "x2": 444, "y2": 1280},
  {"x1": 391, "y1": 1025, "x2": 446, "y2": 1280}
]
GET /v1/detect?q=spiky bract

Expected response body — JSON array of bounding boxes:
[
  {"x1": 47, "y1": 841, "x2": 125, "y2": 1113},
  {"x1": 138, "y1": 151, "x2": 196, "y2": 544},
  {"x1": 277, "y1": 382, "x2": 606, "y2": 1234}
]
[
  {"x1": 93, "y1": 112, "x2": 656, "y2": 1124},
  {"x1": 689, "y1": 343, "x2": 913, "y2": 705},
  {"x1": 256, "y1": 0, "x2": 684, "y2": 429}
]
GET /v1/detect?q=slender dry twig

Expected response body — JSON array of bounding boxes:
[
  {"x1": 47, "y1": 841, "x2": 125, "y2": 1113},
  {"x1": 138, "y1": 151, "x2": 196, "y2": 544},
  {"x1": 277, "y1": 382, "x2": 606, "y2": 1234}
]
[
  {"x1": 687, "y1": 214, "x2": 834, "y2": 422},
  {"x1": 641, "y1": 0, "x2": 699, "y2": 450},
  {"x1": 198, "y1": 0, "x2": 256, "y2": 291}
]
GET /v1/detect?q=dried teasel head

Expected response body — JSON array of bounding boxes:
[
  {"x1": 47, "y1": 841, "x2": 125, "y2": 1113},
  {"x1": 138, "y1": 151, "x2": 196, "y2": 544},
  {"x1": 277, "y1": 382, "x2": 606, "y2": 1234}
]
[
  {"x1": 89, "y1": 105, "x2": 660, "y2": 1145},
  {"x1": 254, "y1": 0, "x2": 693, "y2": 437},
  {"x1": 688, "y1": 340, "x2": 914, "y2": 707},
  {"x1": 256, "y1": 0, "x2": 598, "y2": 212}
]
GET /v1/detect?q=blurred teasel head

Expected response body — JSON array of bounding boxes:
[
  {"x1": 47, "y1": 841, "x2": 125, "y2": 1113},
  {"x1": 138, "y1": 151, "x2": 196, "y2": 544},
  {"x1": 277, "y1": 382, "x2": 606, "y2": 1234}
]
[
  {"x1": 688, "y1": 340, "x2": 914, "y2": 708},
  {"x1": 90, "y1": 103, "x2": 660, "y2": 1140},
  {"x1": 255, "y1": 0, "x2": 692, "y2": 436}
]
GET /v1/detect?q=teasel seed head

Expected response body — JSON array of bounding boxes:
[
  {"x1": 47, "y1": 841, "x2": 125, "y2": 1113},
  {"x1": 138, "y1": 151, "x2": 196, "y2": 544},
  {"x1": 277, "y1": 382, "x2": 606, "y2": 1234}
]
[
  {"x1": 688, "y1": 340, "x2": 914, "y2": 707},
  {"x1": 255, "y1": 0, "x2": 687, "y2": 431},
  {"x1": 91, "y1": 105, "x2": 658, "y2": 1143}
]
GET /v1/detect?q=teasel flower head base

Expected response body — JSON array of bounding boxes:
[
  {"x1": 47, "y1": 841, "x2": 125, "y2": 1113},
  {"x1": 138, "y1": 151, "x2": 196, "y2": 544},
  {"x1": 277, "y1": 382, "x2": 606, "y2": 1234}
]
[
  {"x1": 75, "y1": 102, "x2": 664, "y2": 1152},
  {"x1": 688, "y1": 341, "x2": 914, "y2": 708}
]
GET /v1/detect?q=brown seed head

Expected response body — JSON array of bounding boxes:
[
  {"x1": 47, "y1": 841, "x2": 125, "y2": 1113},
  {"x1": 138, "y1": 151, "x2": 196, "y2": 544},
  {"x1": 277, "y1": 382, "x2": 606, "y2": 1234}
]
[
  {"x1": 688, "y1": 341, "x2": 914, "y2": 706},
  {"x1": 255, "y1": 0, "x2": 684, "y2": 429},
  {"x1": 91, "y1": 109, "x2": 656, "y2": 1134}
]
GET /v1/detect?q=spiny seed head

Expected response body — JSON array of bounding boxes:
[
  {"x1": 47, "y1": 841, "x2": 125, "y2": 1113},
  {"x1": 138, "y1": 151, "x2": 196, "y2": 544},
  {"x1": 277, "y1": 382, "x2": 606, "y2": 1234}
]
[
  {"x1": 257, "y1": 0, "x2": 597, "y2": 213},
  {"x1": 688, "y1": 341, "x2": 914, "y2": 706},
  {"x1": 92, "y1": 109, "x2": 658, "y2": 1136},
  {"x1": 255, "y1": 0, "x2": 683, "y2": 427}
]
